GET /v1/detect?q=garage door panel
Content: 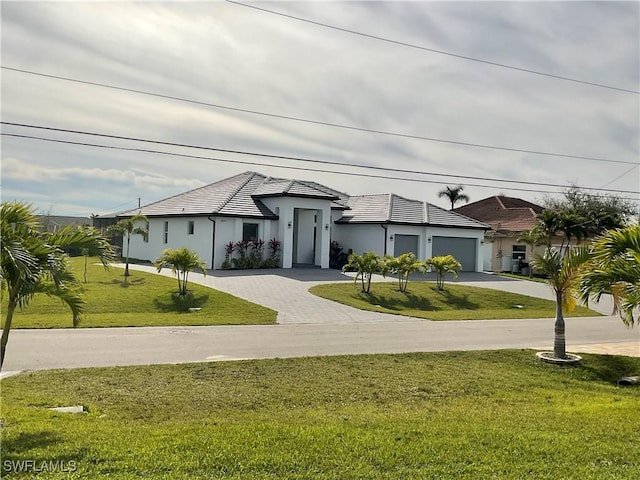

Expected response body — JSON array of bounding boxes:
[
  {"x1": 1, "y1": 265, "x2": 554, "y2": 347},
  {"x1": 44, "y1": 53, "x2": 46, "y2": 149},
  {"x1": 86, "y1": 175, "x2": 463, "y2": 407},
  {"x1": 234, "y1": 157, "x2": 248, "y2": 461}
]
[
  {"x1": 432, "y1": 236, "x2": 476, "y2": 272},
  {"x1": 394, "y1": 234, "x2": 419, "y2": 257}
]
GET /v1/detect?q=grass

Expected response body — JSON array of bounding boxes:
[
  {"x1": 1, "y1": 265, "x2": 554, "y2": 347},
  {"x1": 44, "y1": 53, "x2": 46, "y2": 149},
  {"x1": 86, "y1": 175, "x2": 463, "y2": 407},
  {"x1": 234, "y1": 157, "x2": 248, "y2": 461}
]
[
  {"x1": 1, "y1": 257, "x2": 276, "y2": 328},
  {"x1": 309, "y1": 282, "x2": 599, "y2": 320},
  {"x1": 496, "y1": 272, "x2": 549, "y2": 283},
  {"x1": 1, "y1": 350, "x2": 639, "y2": 479}
]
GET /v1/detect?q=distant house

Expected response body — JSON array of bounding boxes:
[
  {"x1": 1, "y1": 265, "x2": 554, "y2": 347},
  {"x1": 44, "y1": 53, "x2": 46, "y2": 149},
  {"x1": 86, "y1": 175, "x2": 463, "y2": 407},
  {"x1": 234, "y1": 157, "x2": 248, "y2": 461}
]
[
  {"x1": 111, "y1": 171, "x2": 488, "y2": 271},
  {"x1": 453, "y1": 195, "x2": 565, "y2": 272}
]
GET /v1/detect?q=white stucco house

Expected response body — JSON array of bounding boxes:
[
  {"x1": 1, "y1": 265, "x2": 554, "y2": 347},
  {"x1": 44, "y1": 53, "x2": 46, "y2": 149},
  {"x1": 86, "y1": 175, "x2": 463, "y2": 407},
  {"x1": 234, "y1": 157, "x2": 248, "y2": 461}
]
[{"x1": 110, "y1": 171, "x2": 489, "y2": 271}]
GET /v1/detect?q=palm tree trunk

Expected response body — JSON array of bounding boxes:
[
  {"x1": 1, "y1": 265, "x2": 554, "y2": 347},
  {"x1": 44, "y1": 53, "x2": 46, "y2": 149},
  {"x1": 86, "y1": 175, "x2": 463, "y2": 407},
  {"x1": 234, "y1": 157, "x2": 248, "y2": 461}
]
[
  {"x1": 124, "y1": 234, "x2": 131, "y2": 277},
  {"x1": 554, "y1": 291, "x2": 566, "y2": 358},
  {"x1": 0, "y1": 299, "x2": 17, "y2": 371}
]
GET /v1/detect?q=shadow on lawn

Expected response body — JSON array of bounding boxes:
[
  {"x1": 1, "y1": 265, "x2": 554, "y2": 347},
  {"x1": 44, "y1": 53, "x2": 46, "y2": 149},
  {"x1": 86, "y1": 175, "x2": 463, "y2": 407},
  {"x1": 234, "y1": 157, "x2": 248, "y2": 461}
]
[
  {"x1": 361, "y1": 286, "x2": 479, "y2": 312},
  {"x1": 580, "y1": 355, "x2": 640, "y2": 383},
  {"x1": 101, "y1": 277, "x2": 146, "y2": 288},
  {"x1": 153, "y1": 292, "x2": 209, "y2": 313},
  {"x1": 1, "y1": 430, "x2": 62, "y2": 455}
]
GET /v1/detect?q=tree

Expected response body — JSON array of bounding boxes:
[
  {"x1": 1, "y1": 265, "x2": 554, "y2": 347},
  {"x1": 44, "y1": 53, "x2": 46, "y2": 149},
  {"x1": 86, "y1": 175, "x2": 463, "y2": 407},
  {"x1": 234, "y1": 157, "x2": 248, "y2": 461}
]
[
  {"x1": 579, "y1": 224, "x2": 640, "y2": 326},
  {"x1": 342, "y1": 252, "x2": 382, "y2": 293},
  {"x1": 424, "y1": 255, "x2": 462, "y2": 291},
  {"x1": 1, "y1": 202, "x2": 115, "y2": 370},
  {"x1": 516, "y1": 226, "x2": 546, "y2": 277},
  {"x1": 539, "y1": 186, "x2": 634, "y2": 252},
  {"x1": 154, "y1": 247, "x2": 207, "y2": 296},
  {"x1": 107, "y1": 214, "x2": 148, "y2": 277},
  {"x1": 531, "y1": 246, "x2": 591, "y2": 359},
  {"x1": 384, "y1": 253, "x2": 423, "y2": 293},
  {"x1": 438, "y1": 185, "x2": 470, "y2": 210}
]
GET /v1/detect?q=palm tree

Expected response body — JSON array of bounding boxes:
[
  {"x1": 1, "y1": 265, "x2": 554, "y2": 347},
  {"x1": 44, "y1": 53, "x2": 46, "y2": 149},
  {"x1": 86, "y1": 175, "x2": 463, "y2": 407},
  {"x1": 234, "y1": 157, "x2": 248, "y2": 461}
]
[
  {"x1": 1, "y1": 202, "x2": 115, "y2": 370},
  {"x1": 424, "y1": 255, "x2": 462, "y2": 290},
  {"x1": 154, "y1": 247, "x2": 207, "y2": 296},
  {"x1": 438, "y1": 185, "x2": 470, "y2": 210},
  {"x1": 579, "y1": 224, "x2": 640, "y2": 326},
  {"x1": 532, "y1": 246, "x2": 591, "y2": 359},
  {"x1": 342, "y1": 252, "x2": 382, "y2": 293},
  {"x1": 384, "y1": 253, "x2": 423, "y2": 293},
  {"x1": 107, "y1": 214, "x2": 148, "y2": 277}
]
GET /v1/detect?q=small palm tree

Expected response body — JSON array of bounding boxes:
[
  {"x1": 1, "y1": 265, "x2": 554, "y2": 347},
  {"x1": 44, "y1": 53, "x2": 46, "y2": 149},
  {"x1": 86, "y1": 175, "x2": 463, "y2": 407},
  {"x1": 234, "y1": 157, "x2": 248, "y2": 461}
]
[
  {"x1": 154, "y1": 247, "x2": 207, "y2": 296},
  {"x1": 424, "y1": 255, "x2": 462, "y2": 290},
  {"x1": 1, "y1": 202, "x2": 115, "y2": 370},
  {"x1": 532, "y1": 246, "x2": 591, "y2": 359},
  {"x1": 343, "y1": 252, "x2": 382, "y2": 293},
  {"x1": 438, "y1": 185, "x2": 470, "y2": 210},
  {"x1": 579, "y1": 225, "x2": 640, "y2": 326},
  {"x1": 384, "y1": 253, "x2": 423, "y2": 293},
  {"x1": 107, "y1": 214, "x2": 148, "y2": 277}
]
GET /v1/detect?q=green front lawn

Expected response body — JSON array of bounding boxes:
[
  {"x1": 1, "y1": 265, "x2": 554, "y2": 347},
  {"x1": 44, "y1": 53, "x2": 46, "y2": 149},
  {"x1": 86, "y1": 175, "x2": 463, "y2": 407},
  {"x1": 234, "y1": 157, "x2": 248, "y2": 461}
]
[
  {"x1": 1, "y1": 351, "x2": 638, "y2": 479},
  {"x1": 1, "y1": 257, "x2": 276, "y2": 328},
  {"x1": 309, "y1": 282, "x2": 599, "y2": 320}
]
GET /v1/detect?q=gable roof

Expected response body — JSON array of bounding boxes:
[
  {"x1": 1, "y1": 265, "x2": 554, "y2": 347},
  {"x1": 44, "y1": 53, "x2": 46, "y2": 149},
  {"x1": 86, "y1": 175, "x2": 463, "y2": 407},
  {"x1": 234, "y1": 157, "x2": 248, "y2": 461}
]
[
  {"x1": 452, "y1": 195, "x2": 542, "y2": 233},
  {"x1": 336, "y1": 193, "x2": 488, "y2": 229}
]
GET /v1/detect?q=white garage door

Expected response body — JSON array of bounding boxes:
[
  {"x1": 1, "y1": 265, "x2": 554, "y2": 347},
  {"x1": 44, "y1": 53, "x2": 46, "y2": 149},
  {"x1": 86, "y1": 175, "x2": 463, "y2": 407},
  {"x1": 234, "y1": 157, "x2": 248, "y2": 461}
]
[{"x1": 432, "y1": 237, "x2": 477, "y2": 272}]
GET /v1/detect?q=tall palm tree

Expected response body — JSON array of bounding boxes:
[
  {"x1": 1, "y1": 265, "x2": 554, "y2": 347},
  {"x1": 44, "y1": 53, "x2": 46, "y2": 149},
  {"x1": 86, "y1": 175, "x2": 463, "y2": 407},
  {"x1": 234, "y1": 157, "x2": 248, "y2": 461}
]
[
  {"x1": 1, "y1": 202, "x2": 115, "y2": 370},
  {"x1": 107, "y1": 214, "x2": 148, "y2": 277},
  {"x1": 438, "y1": 185, "x2": 470, "y2": 210},
  {"x1": 155, "y1": 247, "x2": 207, "y2": 296},
  {"x1": 579, "y1": 224, "x2": 640, "y2": 326},
  {"x1": 532, "y1": 246, "x2": 591, "y2": 359}
]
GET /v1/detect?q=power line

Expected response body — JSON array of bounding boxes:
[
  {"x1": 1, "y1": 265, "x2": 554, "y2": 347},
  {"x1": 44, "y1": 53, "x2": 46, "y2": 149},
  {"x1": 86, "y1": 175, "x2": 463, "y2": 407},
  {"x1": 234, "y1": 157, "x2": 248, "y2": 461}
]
[
  {"x1": 3, "y1": 122, "x2": 639, "y2": 195},
  {"x1": 3, "y1": 133, "x2": 638, "y2": 200},
  {"x1": 599, "y1": 164, "x2": 640, "y2": 189},
  {"x1": 2, "y1": 66, "x2": 636, "y2": 166},
  {"x1": 226, "y1": 0, "x2": 640, "y2": 95}
]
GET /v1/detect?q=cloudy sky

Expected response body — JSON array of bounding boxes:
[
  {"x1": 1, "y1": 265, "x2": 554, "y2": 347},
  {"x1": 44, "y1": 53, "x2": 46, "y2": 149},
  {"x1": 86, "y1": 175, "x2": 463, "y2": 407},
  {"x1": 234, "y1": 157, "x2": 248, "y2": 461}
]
[{"x1": 1, "y1": 1, "x2": 638, "y2": 217}]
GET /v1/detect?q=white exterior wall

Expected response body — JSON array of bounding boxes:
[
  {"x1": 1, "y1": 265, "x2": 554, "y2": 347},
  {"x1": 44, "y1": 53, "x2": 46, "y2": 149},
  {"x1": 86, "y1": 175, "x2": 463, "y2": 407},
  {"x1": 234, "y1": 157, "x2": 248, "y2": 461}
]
[
  {"x1": 261, "y1": 197, "x2": 331, "y2": 268},
  {"x1": 332, "y1": 224, "x2": 386, "y2": 257},
  {"x1": 128, "y1": 217, "x2": 214, "y2": 268},
  {"x1": 387, "y1": 225, "x2": 427, "y2": 260},
  {"x1": 425, "y1": 226, "x2": 485, "y2": 272}
]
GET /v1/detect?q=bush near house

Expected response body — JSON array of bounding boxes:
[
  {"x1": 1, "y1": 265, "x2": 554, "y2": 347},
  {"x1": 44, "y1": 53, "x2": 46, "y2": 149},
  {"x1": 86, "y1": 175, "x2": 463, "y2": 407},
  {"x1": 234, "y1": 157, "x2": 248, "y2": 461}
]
[{"x1": 222, "y1": 238, "x2": 281, "y2": 270}]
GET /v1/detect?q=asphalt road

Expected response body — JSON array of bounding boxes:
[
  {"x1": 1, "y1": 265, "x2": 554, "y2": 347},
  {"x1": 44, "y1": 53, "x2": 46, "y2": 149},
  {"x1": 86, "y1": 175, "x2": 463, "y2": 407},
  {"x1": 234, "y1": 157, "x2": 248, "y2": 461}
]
[{"x1": 3, "y1": 314, "x2": 637, "y2": 374}]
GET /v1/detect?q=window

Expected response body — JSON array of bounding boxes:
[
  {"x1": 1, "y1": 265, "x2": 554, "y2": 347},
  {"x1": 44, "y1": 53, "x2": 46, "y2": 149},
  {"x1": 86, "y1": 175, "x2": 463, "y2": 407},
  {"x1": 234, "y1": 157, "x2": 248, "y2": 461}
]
[
  {"x1": 243, "y1": 223, "x2": 259, "y2": 242},
  {"x1": 187, "y1": 220, "x2": 195, "y2": 235},
  {"x1": 512, "y1": 245, "x2": 526, "y2": 260},
  {"x1": 163, "y1": 221, "x2": 169, "y2": 244}
]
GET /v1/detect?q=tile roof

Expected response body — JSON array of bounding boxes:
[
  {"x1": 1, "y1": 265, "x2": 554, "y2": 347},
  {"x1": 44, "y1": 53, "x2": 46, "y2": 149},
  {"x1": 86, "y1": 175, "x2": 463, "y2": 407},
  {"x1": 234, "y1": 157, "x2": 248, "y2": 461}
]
[
  {"x1": 115, "y1": 171, "x2": 487, "y2": 230},
  {"x1": 453, "y1": 195, "x2": 542, "y2": 233},
  {"x1": 118, "y1": 172, "x2": 277, "y2": 218},
  {"x1": 337, "y1": 194, "x2": 488, "y2": 229}
]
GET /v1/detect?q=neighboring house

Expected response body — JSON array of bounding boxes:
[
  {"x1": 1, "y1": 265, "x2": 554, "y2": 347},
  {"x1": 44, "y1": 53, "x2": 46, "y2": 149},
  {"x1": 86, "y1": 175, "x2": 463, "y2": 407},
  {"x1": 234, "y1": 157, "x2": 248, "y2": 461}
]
[
  {"x1": 37, "y1": 215, "x2": 92, "y2": 232},
  {"x1": 111, "y1": 171, "x2": 488, "y2": 271},
  {"x1": 453, "y1": 195, "x2": 566, "y2": 272}
]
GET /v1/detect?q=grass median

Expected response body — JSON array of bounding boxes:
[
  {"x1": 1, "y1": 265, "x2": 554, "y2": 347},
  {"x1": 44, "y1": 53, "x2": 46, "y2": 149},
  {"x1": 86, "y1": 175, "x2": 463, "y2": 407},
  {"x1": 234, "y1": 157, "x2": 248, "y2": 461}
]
[
  {"x1": 309, "y1": 282, "x2": 599, "y2": 320},
  {"x1": 1, "y1": 257, "x2": 276, "y2": 328},
  {"x1": 1, "y1": 350, "x2": 638, "y2": 479}
]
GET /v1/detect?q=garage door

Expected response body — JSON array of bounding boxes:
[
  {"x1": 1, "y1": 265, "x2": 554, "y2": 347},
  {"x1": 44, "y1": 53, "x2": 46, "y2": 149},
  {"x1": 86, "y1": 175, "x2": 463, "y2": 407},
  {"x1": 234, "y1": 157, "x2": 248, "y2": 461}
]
[
  {"x1": 432, "y1": 237, "x2": 477, "y2": 272},
  {"x1": 394, "y1": 234, "x2": 419, "y2": 257}
]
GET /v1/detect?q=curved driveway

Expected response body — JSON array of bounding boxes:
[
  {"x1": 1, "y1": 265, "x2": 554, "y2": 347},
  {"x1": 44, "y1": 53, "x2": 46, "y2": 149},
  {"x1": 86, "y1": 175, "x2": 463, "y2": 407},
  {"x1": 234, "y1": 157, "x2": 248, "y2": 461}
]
[{"x1": 1, "y1": 266, "x2": 637, "y2": 375}]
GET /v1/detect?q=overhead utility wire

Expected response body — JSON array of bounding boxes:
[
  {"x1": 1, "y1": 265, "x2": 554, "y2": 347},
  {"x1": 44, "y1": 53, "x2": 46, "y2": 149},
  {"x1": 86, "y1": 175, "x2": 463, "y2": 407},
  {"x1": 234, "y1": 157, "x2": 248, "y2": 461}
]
[
  {"x1": 3, "y1": 133, "x2": 638, "y2": 200},
  {"x1": 226, "y1": 1, "x2": 639, "y2": 95},
  {"x1": 2, "y1": 66, "x2": 635, "y2": 166},
  {"x1": 3, "y1": 122, "x2": 639, "y2": 195}
]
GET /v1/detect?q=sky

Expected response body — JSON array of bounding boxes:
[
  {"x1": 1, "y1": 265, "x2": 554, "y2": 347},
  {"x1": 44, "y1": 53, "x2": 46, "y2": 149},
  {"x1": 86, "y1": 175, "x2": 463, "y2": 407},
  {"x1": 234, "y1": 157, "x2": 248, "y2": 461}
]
[{"x1": 1, "y1": 0, "x2": 639, "y2": 217}]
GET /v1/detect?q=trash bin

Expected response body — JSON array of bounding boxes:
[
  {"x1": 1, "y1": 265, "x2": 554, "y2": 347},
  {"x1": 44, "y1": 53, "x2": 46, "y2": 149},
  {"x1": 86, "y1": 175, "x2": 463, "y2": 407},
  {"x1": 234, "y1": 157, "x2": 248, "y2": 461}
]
[{"x1": 511, "y1": 260, "x2": 519, "y2": 273}]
